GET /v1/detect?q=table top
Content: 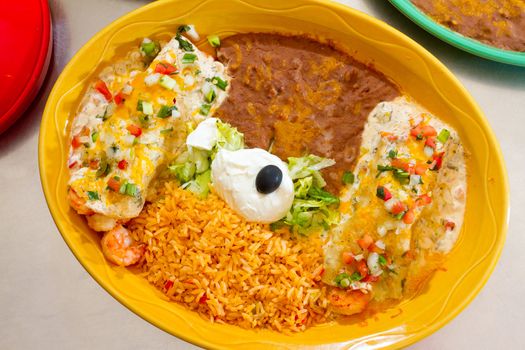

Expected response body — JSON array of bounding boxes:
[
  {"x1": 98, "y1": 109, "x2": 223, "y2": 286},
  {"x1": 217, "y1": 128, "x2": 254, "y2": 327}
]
[{"x1": 1, "y1": 0, "x2": 523, "y2": 349}]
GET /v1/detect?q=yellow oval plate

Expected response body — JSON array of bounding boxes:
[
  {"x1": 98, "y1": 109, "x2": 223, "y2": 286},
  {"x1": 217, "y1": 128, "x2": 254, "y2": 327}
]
[{"x1": 39, "y1": 0, "x2": 509, "y2": 348}]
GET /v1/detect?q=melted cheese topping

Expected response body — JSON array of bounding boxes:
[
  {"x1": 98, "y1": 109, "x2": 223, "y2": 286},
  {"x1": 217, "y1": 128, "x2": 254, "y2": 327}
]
[
  {"x1": 68, "y1": 36, "x2": 229, "y2": 220},
  {"x1": 324, "y1": 97, "x2": 466, "y2": 299}
]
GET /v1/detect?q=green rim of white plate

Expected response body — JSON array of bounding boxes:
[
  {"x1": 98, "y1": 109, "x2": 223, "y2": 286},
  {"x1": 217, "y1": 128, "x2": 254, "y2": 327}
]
[{"x1": 389, "y1": 0, "x2": 525, "y2": 67}]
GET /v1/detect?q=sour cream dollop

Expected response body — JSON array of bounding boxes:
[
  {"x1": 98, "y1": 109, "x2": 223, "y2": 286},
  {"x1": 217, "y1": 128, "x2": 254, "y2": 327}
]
[{"x1": 211, "y1": 148, "x2": 294, "y2": 223}]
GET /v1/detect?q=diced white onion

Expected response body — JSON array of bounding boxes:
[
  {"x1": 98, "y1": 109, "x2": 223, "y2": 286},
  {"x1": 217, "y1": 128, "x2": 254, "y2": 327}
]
[
  {"x1": 424, "y1": 145, "x2": 434, "y2": 157},
  {"x1": 122, "y1": 83, "x2": 133, "y2": 95},
  {"x1": 409, "y1": 174, "x2": 421, "y2": 187},
  {"x1": 171, "y1": 108, "x2": 181, "y2": 118},
  {"x1": 185, "y1": 25, "x2": 200, "y2": 41},
  {"x1": 184, "y1": 74, "x2": 195, "y2": 87},
  {"x1": 144, "y1": 73, "x2": 161, "y2": 86},
  {"x1": 353, "y1": 254, "x2": 364, "y2": 261},
  {"x1": 367, "y1": 252, "x2": 383, "y2": 276},
  {"x1": 384, "y1": 198, "x2": 397, "y2": 212},
  {"x1": 375, "y1": 240, "x2": 386, "y2": 250}
]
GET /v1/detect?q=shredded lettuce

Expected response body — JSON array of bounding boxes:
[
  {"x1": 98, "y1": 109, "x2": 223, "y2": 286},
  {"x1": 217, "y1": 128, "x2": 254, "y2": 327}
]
[
  {"x1": 168, "y1": 120, "x2": 244, "y2": 197},
  {"x1": 288, "y1": 155, "x2": 335, "y2": 180},
  {"x1": 216, "y1": 121, "x2": 244, "y2": 152},
  {"x1": 273, "y1": 155, "x2": 339, "y2": 235}
]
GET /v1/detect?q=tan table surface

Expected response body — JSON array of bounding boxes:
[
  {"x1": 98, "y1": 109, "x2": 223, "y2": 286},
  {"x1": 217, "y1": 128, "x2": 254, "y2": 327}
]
[{"x1": 1, "y1": 0, "x2": 523, "y2": 349}]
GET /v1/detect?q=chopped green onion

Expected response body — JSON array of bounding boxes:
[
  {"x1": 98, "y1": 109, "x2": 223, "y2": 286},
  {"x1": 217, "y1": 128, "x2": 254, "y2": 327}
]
[
  {"x1": 136, "y1": 100, "x2": 144, "y2": 112},
  {"x1": 160, "y1": 128, "x2": 173, "y2": 134},
  {"x1": 334, "y1": 273, "x2": 351, "y2": 287},
  {"x1": 393, "y1": 169, "x2": 410, "y2": 183},
  {"x1": 175, "y1": 34, "x2": 194, "y2": 52},
  {"x1": 159, "y1": 75, "x2": 177, "y2": 90},
  {"x1": 378, "y1": 255, "x2": 387, "y2": 266},
  {"x1": 177, "y1": 25, "x2": 191, "y2": 34},
  {"x1": 138, "y1": 114, "x2": 150, "y2": 125},
  {"x1": 95, "y1": 158, "x2": 110, "y2": 178},
  {"x1": 119, "y1": 182, "x2": 139, "y2": 197},
  {"x1": 205, "y1": 87, "x2": 216, "y2": 103},
  {"x1": 125, "y1": 183, "x2": 138, "y2": 197},
  {"x1": 182, "y1": 53, "x2": 197, "y2": 64},
  {"x1": 339, "y1": 278, "x2": 350, "y2": 288},
  {"x1": 342, "y1": 171, "x2": 355, "y2": 185},
  {"x1": 350, "y1": 272, "x2": 363, "y2": 281},
  {"x1": 437, "y1": 129, "x2": 450, "y2": 143},
  {"x1": 132, "y1": 137, "x2": 139, "y2": 146},
  {"x1": 200, "y1": 103, "x2": 211, "y2": 116},
  {"x1": 157, "y1": 105, "x2": 177, "y2": 118},
  {"x1": 377, "y1": 164, "x2": 395, "y2": 172},
  {"x1": 207, "y1": 35, "x2": 220, "y2": 47},
  {"x1": 91, "y1": 132, "x2": 99, "y2": 143},
  {"x1": 141, "y1": 101, "x2": 153, "y2": 115},
  {"x1": 119, "y1": 183, "x2": 127, "y2": 194},
  {"x1": 140, "y1": 40, "x2": 160, "y2": 58},
  {"x1": 376, "y1": 186, "x2": 386, "y2": 200},
  {"x1": 87, "y1": 191, "x2": 99, "y2": 200},
  {"x1": 388, "y1": 149, "x2": 398, "y2": 159},
  {"x1": 211, "y1": 76, "x2": 228, "y2": 90}
]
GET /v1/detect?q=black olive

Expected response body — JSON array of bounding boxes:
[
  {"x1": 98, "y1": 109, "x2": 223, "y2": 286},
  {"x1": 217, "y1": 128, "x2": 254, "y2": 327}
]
[{"x1": 256, "y1": 165, "x2": 283, "y2": 194}]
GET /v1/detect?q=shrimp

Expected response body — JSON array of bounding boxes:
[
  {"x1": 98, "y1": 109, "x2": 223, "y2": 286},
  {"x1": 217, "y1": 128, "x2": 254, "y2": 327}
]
[
  {"x1": 68, "y1": 188, "x2": 94, "y2": 215},
  {"x1": 100, "y1": 225, "x2": 145, "y2": 266},
  {"x1": 86, "y1": 213, "x2": 118, "y2": 232},
  {"x1": 328, "y1": 288, "x2": 371, "y2": 316}
]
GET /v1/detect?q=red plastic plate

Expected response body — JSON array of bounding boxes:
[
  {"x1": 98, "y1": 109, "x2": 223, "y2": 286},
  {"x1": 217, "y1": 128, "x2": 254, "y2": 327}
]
[{"x1": 0, "y1": 0, "x2": 52, "y2": 134}]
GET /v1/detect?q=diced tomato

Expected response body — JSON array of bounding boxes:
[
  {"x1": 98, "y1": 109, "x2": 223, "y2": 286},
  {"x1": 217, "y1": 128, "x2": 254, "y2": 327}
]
[
  {"x1": 411, "y1": 124, "x2": 437, "y2": 138},
  {"x1": 368, "y1": 242, "x2": 383, "y2": 254},
  {"x1": 117, "y1": 159, "x2": 128, "y2": 170},
  {"x1": 68, "y1": 161, "x2": 78, "y2": 169},
  {"x1": 432, "y1": 152, "x2": 444, "y2": 170},
  {"x1": 410, "y1": 125, "x2": 423, "y2": 138},
  {"x1": 164, "y1": 280, "x2": 174, "y2": 290},
  {"x1": 425, "y1": 136, "x2": 436, "y2": 149},
  {"x1": 391, "y1": 158, "x2": 410, "y2": 172},
  {"x1": 127, "y1": 124, "x2": 142, "y2": 137},
  {"x1": 342, "y1": 252, "x2": 355, "y2": 264},
  {"x1": 165, "y1": 64, "x2": 177, "y2": 74},
  {"x1": 357, "y1": 260, "x2": 369, "y2": 278},
  {"x1": 89, "y1": 159, "x2": 99, "y2": 169},
  {"x1": 113, "y1": 92, "x2": 125, "y2": 105},
  {"x1": 198, "y1": 294, "x2": 208, "y2": 304},
  {"x1": 94, "y1": 80, "x2": 112, "y2": 101},
  {"x1": 107, "y1": 177, "x2": 121, "y2": 192},
  {"x1": 357, "y1": 234, "x2": 374, "y2": 250},
  {"x1": 380, "y1": 131, "x2": 398, "y2": 141},
  {"x1": 403, "y1": 209, "x2": 415, "y2": 224},
  {"x1": 154, "y1": 63, "x2": 167, "y2": 74},
  {"x1": 421, "y1": 125, "x2": 437, "y2": 137},
  {"x1": 172, "y1": 97, "x2": 177, "y2": 104},
  {"x1": 362, "y1": 274, "x2": 380, "y2": 283},
  {"x1": 155, "y1": 62, "x2": 177, "y2": 75},
  {"x1": 444, "y1": 220, "x2": 456, "y2": 231},
  {"x1": 391, "y1": 201, "x2": 408, "y2": 215},
  {"x1": 414, "y1": 163, "x2": 428, "y2": 175},
  {"x1": 416, "y1": 194, "x2": 432, "y2": 206},
  {"x1": 377, "y1": 186, "x2": 392, "y2": 201},
  {"x1": 71, "y1": 135, "x2": 82, "y2": 148}
]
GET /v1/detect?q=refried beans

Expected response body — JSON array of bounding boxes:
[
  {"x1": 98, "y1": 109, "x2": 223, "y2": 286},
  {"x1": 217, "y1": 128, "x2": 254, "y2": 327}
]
[
  {"x1": 215, "y1": 33, "x2": 399, "y2": 193},
  {"x1": 411, "y1": 0, "x2": 525, "y2": 52}
]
